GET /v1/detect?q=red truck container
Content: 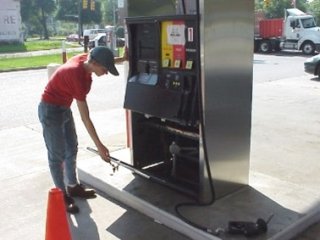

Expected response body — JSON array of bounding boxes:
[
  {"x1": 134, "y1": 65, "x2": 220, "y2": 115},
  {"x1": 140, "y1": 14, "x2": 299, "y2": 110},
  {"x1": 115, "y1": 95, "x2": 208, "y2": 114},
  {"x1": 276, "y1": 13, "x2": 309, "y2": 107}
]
[{"x1": 259, "y1": 18, "x2": 283, "y2": 38}]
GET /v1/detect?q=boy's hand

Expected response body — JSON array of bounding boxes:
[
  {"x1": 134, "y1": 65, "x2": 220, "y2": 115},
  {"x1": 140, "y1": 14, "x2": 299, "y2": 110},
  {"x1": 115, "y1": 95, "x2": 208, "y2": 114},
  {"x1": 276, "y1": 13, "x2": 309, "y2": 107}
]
[{"x1": 97, "y1": 144, "x2": 110, "y2": 162}]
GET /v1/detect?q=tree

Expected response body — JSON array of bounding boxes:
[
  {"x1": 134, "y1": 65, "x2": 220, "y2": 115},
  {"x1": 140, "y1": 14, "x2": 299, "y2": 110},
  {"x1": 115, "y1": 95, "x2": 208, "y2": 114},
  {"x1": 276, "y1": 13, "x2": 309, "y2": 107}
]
[
  {"x1": 101, "y1": 0, "x2": 116, "y2": 25},
  {"x1": 20, "y1": 0, "x2": 56, "y2": 39},
  {"x1": 56, "y1": 0, "x2": 79, "y2": 22},
  {"x1": 56, "y1": 0, "x2": 103, "y2": 35},
  {"x1": 255, "y1": 0, "x2": 308, "y2": 18},
  {"x1": 36, "y1": 0, "x2": 56, "y2": 39},
  {"x1": 308, "y1": 0, "x2": 320, "y2": 24}
]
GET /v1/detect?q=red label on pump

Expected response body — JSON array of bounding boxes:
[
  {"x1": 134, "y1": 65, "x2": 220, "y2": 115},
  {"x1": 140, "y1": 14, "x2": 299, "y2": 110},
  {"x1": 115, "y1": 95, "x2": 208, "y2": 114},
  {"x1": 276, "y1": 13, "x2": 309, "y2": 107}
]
[{"x1": 172, "y1": 20, "x2": 186, "y2": 68}]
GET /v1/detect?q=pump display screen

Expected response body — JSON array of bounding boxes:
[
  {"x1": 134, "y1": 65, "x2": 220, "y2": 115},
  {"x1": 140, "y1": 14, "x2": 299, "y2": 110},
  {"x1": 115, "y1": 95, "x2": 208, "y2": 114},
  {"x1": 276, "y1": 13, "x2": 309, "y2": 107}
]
[{"x1": 136, "y1": 23, "x2": 158, "y2": 60}]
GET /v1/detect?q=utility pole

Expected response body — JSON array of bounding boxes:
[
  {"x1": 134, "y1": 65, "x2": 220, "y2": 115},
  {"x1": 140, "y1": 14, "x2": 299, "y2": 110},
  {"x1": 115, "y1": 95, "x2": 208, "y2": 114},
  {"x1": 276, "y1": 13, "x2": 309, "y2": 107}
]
[
  {"x1": 113, "y1": 0, "x2": 116, "y2": 26},
  {"x1": 78, "y1": 0, "x2": 83, "y2": 44}
]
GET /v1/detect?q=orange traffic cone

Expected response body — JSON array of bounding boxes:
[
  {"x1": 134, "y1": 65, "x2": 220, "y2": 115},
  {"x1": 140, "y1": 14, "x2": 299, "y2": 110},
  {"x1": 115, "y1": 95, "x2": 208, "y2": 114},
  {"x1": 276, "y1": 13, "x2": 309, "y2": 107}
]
[{"x1": 45, "y1": 188, "x2": 72, "y2": 240}]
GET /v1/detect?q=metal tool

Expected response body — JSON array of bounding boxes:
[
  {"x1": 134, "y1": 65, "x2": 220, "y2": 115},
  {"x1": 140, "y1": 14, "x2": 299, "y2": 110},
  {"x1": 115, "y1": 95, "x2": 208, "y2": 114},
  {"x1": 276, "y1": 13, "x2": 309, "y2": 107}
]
[
  {"x1": 86, "y1": 147, "x2": 179, "y2": 190},
  {"x1": 86, "y1": 147, "x2": 120, "y2": 173}
]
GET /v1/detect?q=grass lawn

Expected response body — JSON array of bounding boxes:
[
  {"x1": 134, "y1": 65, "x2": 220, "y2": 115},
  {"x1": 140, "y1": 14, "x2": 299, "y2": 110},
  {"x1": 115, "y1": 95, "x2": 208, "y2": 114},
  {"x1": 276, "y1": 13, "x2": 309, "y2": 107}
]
[
  {"x1": 0, "y1": 52, "x2": 82, "y2": 72},
  {"x1": 0, "y1": 39, "x2": 124, "y2": 72},
  {"x1": 0, "y1": 38, "x2": 82, "y2": 71},
  {"x1": 0, "y1": 38, "x2": 80, "y2": 53}
]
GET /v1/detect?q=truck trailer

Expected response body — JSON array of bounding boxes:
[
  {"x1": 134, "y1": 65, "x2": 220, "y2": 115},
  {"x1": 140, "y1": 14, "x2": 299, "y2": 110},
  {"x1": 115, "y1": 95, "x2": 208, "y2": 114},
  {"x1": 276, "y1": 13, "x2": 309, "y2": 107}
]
[{"x1": 254, "y1": 8, "x2": 320, "y2": 55}]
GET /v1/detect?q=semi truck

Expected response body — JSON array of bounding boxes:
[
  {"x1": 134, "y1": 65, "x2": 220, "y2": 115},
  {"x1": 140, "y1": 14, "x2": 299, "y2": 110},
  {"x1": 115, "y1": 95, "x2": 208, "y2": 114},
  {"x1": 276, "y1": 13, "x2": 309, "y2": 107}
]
[{"x1": 254, "y1": 8, "x2": 320, "y2": 55}]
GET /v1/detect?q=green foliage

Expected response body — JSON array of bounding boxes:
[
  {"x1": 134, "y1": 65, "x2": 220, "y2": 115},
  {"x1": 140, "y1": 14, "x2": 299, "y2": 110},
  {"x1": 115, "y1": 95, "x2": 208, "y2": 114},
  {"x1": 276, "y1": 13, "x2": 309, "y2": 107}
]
[
  {"x1": 255, "y1": 0, "x2": 308, "y2": 18},
  {"x1": 55, "y1": 0, "x2": 103, "y2": 36},
  {"x1": 0, "y1": 52, "x2": 81, "y2": 72},
  {"x1": 116, "y1": 26, "x2": 125, "y2": 38},
  {"x1": 308, "y1": 0, "x2": 320, "y2": 24},
  {"x1": 20, "y1": 0, "x2": 33, "y2": 20},
  {"x1": 17, "y1": 0, "x2": 318, "y2": 43},
  {"x1": 55, "y1": 22, "x2": 79, "y2": 36},
  {"x1": 103, "y1": 0, "x2": 116, "y2": 25},
  {"x1": 0, "y1": 39, "x2": 79, "y2": 54},
  {"x1": 56, "y1": 0, "x2": 102, "y2": 24},
  {"x1": 20, "y1": 0, "x2": 57, "y2": 39},
  {"x1": 0, "y1": 42, "x2": 27, "y2": 53},
  {"x1": 56, "y1": 0, "x2": 79, "y2": 21},
  {"x1": 81, "y1": 2, "x2": 103, "y2": 24}
]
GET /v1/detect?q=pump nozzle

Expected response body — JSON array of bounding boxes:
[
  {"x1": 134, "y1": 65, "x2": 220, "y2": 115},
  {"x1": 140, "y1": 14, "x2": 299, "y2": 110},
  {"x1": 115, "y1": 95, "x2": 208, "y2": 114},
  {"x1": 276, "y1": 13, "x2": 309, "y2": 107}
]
[
  {"x1": 228, "y1": 215, "x2": 273, "y2": 237},
  {"x1": 169, "y1": 141, "x2": 181, "y2": 154}
]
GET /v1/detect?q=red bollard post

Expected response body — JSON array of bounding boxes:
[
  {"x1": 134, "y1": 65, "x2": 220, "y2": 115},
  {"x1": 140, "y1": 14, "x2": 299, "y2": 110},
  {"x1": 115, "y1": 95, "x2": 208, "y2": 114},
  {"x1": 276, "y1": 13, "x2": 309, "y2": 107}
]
[
  {"x1": 84, "y1": 35, "x2": 89, "y2": 53},
  {"x1": 62, "y1": 41, "x2": 67, "y2": 63}
]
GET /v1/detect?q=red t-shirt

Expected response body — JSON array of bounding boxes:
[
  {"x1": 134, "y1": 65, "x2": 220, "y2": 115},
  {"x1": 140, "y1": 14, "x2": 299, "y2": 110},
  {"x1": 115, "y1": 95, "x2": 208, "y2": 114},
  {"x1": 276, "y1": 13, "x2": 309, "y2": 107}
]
[{"x1": 42, "y1": 53, "x2": 92, "y2": 107}]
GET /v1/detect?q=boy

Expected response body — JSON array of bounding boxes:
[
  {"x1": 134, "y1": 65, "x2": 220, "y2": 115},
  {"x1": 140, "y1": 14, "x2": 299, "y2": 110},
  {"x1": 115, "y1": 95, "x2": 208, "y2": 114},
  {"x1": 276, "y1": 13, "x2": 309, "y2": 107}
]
[{"x1": 38, "y1": 46, "x2": 126, "y2": 213}]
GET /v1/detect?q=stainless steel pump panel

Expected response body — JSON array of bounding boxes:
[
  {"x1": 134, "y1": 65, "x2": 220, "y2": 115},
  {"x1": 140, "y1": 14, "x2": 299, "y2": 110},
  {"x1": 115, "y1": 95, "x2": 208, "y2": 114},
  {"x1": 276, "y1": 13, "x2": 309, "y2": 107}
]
[{"x1": 123, "y1": 0, "x2": 253, "y2": 202}]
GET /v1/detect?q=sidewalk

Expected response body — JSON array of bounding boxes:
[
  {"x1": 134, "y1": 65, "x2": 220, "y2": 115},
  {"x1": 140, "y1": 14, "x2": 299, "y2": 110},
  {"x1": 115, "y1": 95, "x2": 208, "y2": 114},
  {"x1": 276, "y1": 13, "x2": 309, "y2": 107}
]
[
  {"x1": 1, "y1": 66, "x2": 320, "y2": 239},
  {"x1": 77, "y1": 74, "x2": 320, "y2": 240},
  {"x1": 0, "y1": 65, "x2": 194, "y2": 240}
]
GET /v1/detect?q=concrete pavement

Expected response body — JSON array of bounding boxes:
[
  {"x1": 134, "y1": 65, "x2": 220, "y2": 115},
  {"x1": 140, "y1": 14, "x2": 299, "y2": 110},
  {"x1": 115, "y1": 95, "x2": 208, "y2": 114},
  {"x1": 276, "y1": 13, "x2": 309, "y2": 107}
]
[
  {"x1": 0, "y1": 64, "x2": 192, "y2": 240},
  {"x1": 1, "y1": 63, "x2": 320, "y2": 239},
  {"x1": 77, "y1": 73, "x2": 320, "y2": 240}
]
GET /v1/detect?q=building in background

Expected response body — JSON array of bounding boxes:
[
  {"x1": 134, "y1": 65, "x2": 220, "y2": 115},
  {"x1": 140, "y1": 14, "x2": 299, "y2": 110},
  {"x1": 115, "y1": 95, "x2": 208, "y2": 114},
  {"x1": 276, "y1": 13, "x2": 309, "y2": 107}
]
[{"x1": 0, "y1": 0, "x2": 23, "y2": 43}]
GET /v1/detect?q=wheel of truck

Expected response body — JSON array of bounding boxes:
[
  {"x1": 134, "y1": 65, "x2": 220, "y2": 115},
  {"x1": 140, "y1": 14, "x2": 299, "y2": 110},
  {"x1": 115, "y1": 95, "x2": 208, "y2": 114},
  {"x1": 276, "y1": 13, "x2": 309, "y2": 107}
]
[
  {"x1": 274, "y1": 42, "x2": 281, "y2": 52},
  {"x1": 316, "y1": 64, "x2": 320, "y2": 78},
  {"x1": 301, "y1": 41, "x2": 315, "y2": 55},
  {"x1": 254, "y1": 41, "x2": 259, "y2": 53},
  {"x1": 259, "y1": 40, "x2": 272, "y2": 53}
]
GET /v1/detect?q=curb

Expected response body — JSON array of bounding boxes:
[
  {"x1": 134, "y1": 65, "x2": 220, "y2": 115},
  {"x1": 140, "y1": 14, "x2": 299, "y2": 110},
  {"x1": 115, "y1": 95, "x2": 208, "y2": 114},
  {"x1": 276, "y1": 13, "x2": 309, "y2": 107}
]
[{"x1": 0, "y1": 66, "x2": 47, "y2": 73}]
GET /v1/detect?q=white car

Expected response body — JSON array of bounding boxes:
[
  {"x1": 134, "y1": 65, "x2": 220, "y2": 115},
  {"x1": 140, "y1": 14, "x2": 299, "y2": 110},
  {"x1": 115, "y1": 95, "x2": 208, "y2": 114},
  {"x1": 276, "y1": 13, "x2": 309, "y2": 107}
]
[
  {"x1": 304, "y1": 54, "x2": 320, "y2": 77},
  {"x1": 88, "y1": 33, "x2": 107, "y2": 49},
  {"x1": 88, "y1": 33, "x2": 125, "y2": 50},
  {"x1": 83, "y1": 29, "x2": 107, "y2": 40}
]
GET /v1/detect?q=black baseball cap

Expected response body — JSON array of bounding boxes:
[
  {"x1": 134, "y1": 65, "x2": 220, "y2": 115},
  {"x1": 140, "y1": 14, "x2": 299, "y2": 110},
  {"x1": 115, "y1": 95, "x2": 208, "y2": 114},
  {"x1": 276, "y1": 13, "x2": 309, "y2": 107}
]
[{"x1": 90, "y1": 46, "x2": 119, "y2": 76}]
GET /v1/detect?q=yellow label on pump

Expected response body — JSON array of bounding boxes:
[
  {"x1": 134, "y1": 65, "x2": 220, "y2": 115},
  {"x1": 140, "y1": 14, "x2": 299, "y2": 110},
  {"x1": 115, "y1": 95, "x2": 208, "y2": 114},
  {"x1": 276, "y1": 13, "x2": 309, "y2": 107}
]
[{"x1": 161, "y1": 21, "x2": 173, "y2": 68}]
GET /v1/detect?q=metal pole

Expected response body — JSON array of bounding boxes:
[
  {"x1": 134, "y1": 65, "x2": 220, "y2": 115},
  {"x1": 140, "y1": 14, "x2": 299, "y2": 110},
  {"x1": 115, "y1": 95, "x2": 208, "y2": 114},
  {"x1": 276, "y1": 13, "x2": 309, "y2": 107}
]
[
  {"x1": 78, "y1": 0, "x2": 82, "y2": 45},
  {"x1": 292, "y1": 0, "x2": 297, "y2": 8},
  {"x1": 113, "y1": 0, "x2": 116, "y2": 26},
  {"x1": 62, "y1": 40, "x2": 67, "y2": 63}
]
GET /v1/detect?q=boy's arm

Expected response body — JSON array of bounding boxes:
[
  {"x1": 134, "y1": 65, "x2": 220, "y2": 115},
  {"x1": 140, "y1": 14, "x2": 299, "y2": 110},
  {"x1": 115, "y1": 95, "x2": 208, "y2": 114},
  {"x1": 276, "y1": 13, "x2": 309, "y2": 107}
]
[
  {"x1": 114, "y1": 47, "x2": 128, "y2": 63},
  {"x1": 76, "y1": 100, "x2": 110, "y2": 162}
]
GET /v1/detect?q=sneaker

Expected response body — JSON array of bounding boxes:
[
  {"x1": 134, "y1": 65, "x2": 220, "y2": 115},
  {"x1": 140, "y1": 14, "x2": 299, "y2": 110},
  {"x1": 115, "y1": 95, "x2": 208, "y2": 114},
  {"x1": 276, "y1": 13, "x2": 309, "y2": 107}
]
[
  {"x1": 67, "y1": 184, "x2": 96, "y2": 199},
  {"x1": 64, "y1": 194, "x2": 79, "y2": 214}
]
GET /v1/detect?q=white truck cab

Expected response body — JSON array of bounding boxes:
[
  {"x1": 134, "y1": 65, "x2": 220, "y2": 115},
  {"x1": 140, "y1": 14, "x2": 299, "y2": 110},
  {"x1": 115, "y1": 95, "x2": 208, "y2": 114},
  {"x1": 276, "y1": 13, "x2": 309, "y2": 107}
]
[
  {"x1": 255, "y1": 8, "x2": 320, "y2": 55},
  {"x1": 282, "y1": 8, "x2": 320, "y2": 54}
]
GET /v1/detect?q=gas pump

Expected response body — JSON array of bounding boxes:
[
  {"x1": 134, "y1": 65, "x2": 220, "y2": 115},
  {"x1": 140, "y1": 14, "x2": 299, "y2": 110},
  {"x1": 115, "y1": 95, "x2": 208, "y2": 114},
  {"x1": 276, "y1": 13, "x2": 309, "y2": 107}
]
[
  {"x1": 121, "y1": 0, "x2": 253, "y2": 203},
  {"x1": 84, "y1": 0, "x2": 259, "y2": 238},
  {"x1": 124, "y1": 15, "x2": 201, "y2": 197}
]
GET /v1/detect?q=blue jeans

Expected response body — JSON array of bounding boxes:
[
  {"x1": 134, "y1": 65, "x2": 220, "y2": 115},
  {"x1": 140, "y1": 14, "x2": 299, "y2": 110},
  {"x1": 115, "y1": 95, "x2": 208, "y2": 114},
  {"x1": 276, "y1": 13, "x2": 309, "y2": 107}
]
[{"x1": 38, "y1": 101, "x2": 78, "y2": 193}]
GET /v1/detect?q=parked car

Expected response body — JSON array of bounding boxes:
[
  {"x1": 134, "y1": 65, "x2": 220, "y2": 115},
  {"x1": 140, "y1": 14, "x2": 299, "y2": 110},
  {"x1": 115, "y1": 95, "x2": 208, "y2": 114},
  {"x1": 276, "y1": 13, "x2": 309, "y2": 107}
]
[
  {"x1": 83, "y1": 29, "x2": 108, "y2": 40},
  {"x1": 66, "y1": 34, "x2": 82, "y2": 42},
  {"x1": 304, "y1": 54, "x2": 320, "y2": 77},
  {"x1": 88, "y1": 33, "x2": 125, "y2": 49}
]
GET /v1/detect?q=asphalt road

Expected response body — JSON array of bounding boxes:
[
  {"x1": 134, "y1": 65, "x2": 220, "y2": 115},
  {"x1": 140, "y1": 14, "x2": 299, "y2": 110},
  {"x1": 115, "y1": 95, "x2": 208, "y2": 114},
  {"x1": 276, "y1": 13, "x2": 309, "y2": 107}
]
[
  {"x1": 0, "y1": 64, "x2": 127, "y2": 130},
  {"x1": 253, "y1": 51, "x2": 310, "y2": 83},
  {"x1": 0, "y1": 52, "x2": 311, "y2": 130},
  {"x1": 1, "y1": 53, "x2": 319, "y2": 240}
]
